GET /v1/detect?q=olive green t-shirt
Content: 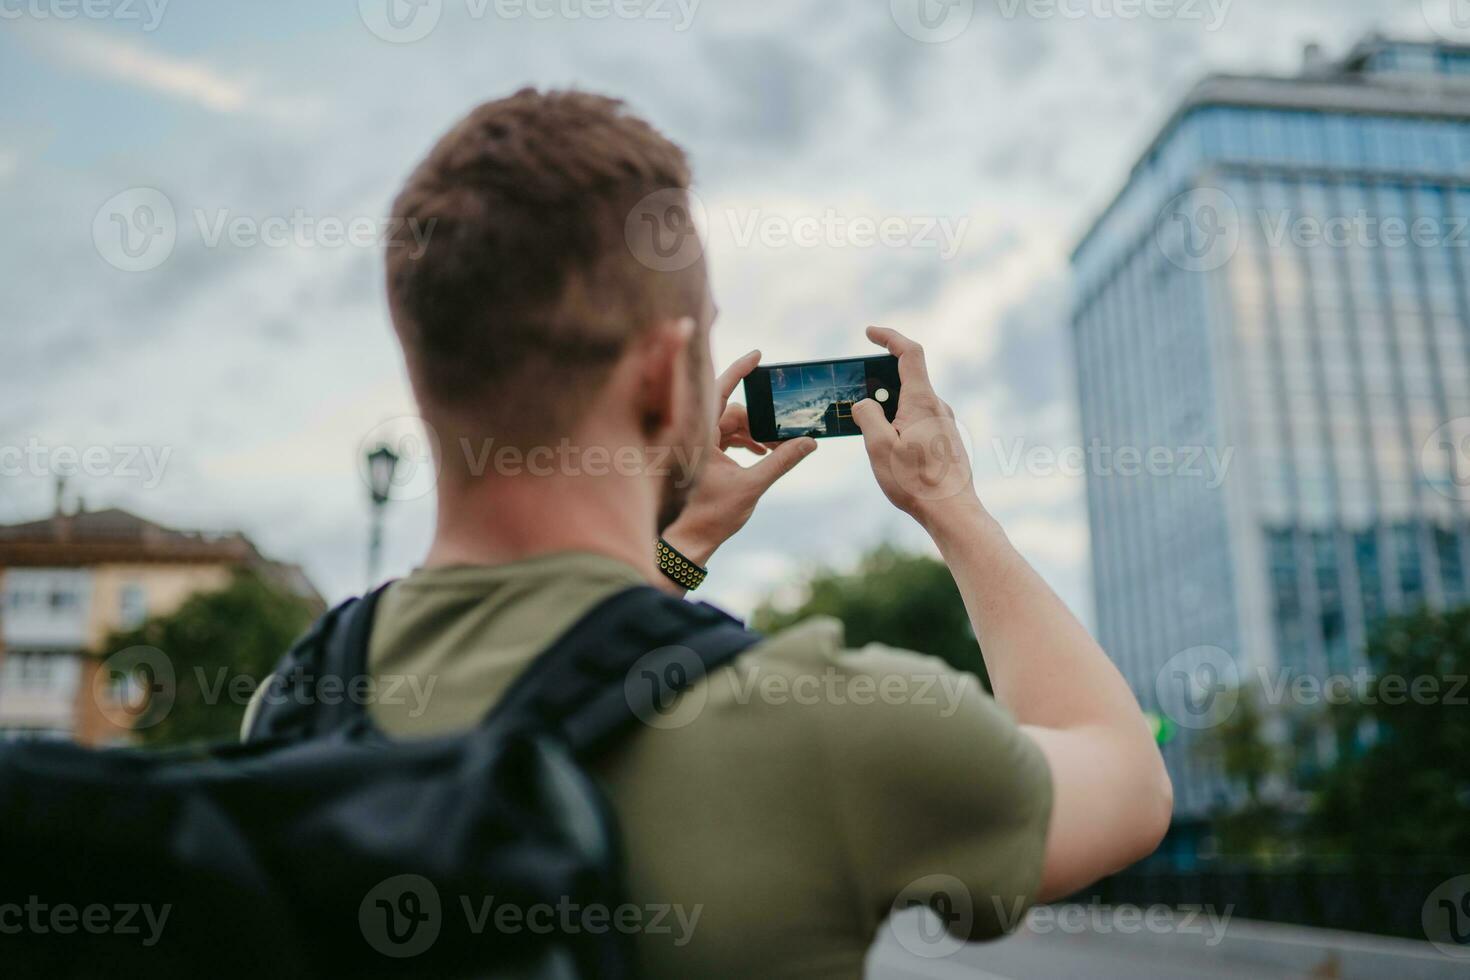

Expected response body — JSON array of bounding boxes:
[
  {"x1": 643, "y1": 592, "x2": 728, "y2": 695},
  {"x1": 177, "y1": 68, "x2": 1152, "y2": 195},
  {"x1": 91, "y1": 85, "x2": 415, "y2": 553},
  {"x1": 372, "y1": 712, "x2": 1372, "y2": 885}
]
[{"x1": 253, "y1": 552, "x2": 1052, "y2": 977}]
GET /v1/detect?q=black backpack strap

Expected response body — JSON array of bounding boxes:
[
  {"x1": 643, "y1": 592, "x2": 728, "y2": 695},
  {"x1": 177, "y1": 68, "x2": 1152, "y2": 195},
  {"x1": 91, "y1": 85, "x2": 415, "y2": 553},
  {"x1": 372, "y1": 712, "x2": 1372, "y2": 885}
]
[
  {"x1": 249, "y1": 582, "x2": 758, "y2": 753},
  {"x1": 245, "y1": 582, "x2": 393, "y2": 742},
  {"x1": 488, "y1": 586, "x2": 762, "y2": 758}
]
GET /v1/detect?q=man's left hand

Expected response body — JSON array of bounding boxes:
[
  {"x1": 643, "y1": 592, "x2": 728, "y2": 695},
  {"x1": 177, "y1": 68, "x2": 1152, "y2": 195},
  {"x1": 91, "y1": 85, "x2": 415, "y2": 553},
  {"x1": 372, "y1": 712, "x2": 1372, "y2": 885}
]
[{"x1": 659, "y1": 350, "x2": 817, "y2": 586}]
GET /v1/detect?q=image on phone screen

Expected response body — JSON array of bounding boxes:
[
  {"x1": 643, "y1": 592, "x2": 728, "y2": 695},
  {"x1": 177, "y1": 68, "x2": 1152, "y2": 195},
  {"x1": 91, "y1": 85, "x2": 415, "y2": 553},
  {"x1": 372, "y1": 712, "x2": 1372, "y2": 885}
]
[{"x1": 742, "y1": 355, "x2": 900, "y2": 442}]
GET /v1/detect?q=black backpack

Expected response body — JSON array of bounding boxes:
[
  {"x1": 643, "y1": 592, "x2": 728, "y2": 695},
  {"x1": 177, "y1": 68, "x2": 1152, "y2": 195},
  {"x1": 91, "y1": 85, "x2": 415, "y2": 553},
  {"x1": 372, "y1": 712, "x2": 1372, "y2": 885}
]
[{"x1": 0, "y1": 584, "x2": 760, "y2": 979}]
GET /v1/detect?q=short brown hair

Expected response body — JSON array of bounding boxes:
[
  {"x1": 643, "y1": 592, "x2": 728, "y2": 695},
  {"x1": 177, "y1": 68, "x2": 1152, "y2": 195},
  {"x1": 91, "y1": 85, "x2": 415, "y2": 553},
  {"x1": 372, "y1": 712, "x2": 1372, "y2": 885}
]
[{"x1": 387, "y1": 88, "x2": 701, "y2": 444}]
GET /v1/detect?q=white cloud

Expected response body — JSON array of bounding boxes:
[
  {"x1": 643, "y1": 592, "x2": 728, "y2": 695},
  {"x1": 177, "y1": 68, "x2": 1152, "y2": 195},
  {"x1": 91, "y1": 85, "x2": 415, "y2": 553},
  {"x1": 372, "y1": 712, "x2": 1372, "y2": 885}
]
[
  {"x1": 1, "y1": 3, "x2": 1425, "y2": 613},
  {"x1": 21, "y1": 23, "x2": 324, "y2": 123},
  {"x1": 35, "y1": 26, "x2": 246, "y2": 112}
]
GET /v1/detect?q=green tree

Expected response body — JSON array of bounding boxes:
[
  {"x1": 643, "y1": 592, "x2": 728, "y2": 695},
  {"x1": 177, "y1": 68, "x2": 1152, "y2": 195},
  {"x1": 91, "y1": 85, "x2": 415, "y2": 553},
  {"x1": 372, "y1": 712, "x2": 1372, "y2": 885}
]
[
  {"x1": 103, "y1": 568, "x2": 317, "y2": 747},
  {"x1": 1202, "y1": 682, "x2": 1301, "y2": 861},
  {"x1": 752, "y1": 544, "x2": 989, "y2": 690},
  {"x1": 1307, "y1": 605, "x2": 1470, "y2": 861}
]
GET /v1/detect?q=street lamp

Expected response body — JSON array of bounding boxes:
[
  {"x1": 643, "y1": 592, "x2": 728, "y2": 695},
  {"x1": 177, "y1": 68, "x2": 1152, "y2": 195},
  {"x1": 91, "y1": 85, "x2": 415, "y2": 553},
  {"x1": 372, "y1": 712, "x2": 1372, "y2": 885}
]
[{"x1": 365, "y1": 443, "x2": 399, "y2": 587}]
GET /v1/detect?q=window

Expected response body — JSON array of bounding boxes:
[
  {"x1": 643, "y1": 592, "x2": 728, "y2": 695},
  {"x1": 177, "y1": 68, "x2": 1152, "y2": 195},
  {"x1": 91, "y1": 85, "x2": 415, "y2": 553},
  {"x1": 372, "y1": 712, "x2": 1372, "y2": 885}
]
[
  {"x1": 0, "y1": 651, "x2": 76, "y2": 693},
  {"x1": 1397, "y1": 523, "x2": 1425, "y2": 608},
  {"x1": 1268, "y1": 529, "x2": 1307, "y2": 670},
  {"x1": 1355, "y1": 530, "x2": 1385, "y2": 629},
  {"x1": 2, "y1": 572, "x2": 91, "y2": 627},
  {"x1": 1436, "y1": 527, "x2": 1466, "y2": 606},
  {"x1": 1200, "y1": 107, "x2": 1223, "y2": 157},
  {"x1": 1324, "y1": 116, "x2": 1355, "y2": 167},
  {"x1": 119, "y1": 583, "x2": 147, "y2": 629}
]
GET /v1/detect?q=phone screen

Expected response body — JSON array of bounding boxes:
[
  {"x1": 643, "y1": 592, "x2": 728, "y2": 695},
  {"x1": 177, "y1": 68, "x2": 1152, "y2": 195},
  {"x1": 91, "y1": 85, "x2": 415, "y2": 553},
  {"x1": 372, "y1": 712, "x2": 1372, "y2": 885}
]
[{"x1": 743, "y1": 355, "x2": 901, "y2": 441}]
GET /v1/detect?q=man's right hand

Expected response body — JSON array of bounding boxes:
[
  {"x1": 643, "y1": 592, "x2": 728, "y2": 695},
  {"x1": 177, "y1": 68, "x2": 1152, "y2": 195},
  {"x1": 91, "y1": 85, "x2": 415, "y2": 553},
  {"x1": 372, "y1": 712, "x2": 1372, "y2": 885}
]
[{"x1": 850, "y1": 325, "x2": 977, "y2": 528}]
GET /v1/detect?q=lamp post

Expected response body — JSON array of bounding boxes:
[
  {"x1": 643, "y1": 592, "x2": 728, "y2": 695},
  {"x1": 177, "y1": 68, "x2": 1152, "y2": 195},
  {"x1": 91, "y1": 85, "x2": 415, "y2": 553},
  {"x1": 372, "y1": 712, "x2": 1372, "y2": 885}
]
[{"x1": 365, "y1": 443, "x2": 400, "y2": 588}]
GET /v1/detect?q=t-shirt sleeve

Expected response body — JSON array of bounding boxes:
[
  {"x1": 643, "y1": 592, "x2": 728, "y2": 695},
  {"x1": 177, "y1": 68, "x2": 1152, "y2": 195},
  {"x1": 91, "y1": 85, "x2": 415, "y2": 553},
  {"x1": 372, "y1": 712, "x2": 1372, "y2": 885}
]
[{"x1": 810, "y1": 643, "x2": 1053, "y2": 941}]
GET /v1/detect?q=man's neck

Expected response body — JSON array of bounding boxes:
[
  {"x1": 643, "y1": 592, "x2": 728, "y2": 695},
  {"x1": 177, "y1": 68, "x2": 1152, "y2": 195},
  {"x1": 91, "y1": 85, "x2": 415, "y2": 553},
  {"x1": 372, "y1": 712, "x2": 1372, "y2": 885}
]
[{"x1": 424, "y1": 473, "x2": 659, "y2": 584}]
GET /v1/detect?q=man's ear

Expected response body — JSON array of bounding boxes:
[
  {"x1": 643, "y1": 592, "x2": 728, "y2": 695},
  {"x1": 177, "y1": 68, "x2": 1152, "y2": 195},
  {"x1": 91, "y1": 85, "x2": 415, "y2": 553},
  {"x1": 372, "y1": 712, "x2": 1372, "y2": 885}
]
[{"x1": 635, "y1": 316, "x2": 696, "y2": 439}]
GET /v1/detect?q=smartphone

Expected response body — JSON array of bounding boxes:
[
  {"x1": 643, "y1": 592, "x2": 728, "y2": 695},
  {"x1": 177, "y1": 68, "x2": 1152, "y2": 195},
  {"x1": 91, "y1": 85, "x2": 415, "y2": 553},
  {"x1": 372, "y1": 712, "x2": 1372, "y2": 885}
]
[{"x1": 743, "y1": 355, "x2": 900, "y2": 441}]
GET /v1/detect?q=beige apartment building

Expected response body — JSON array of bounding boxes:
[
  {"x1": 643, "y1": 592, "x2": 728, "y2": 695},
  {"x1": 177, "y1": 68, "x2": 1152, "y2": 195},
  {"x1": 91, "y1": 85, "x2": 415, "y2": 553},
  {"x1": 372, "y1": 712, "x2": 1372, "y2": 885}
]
[{"x1": 0, "y1": 504, "x2": 320, "y2": 745}]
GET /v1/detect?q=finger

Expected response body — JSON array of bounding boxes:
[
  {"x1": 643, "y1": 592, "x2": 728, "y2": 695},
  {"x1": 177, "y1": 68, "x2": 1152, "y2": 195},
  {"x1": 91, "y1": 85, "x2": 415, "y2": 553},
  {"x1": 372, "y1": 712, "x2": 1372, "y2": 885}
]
[
  {"x1": 718, "y1": 403, "x2": 768, "y2": 454},
  {"x1": 866, "y1": 325, "x2": 933, "y2": 394},
  {"x1": 851, "y1": 398, "x2": 897, "y2": 456},
  {"x1": 715, "y1": 349, "x2": 762, "y2": 408},
  {"x1": 748, "y1": 436, "x2": 817, "y2": 491},
  {"x1": 727, "y1": 434, "x2": 769, "y2": 455}
]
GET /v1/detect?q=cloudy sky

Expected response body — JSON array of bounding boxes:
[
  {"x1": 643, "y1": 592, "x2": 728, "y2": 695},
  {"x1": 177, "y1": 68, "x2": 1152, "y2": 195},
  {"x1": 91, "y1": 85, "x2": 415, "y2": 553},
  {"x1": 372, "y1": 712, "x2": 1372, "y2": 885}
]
[{"x1": 2, "y1": 0, "x2": 1460, "y2": 619}]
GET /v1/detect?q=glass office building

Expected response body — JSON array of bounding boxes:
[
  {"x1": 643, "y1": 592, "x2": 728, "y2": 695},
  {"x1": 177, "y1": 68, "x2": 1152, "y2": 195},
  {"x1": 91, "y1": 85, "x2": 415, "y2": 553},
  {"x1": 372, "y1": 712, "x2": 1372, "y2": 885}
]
[{"x1": 1070, "y1": 36, "x2": 1470, "y2": 853}]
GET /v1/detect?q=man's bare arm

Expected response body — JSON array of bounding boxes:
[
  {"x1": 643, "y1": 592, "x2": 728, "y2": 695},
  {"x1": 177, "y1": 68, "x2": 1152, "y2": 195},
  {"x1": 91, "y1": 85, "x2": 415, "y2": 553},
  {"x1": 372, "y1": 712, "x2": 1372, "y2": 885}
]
[{"x1": 851, "y1": 325, "x2": 1172, "y2": 901}]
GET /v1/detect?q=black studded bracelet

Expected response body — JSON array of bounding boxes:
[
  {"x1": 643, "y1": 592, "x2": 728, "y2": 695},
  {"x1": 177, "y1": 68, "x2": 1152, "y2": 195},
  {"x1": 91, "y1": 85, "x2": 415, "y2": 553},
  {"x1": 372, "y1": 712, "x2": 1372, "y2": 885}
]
[{"x1": 656, "y1": 538, "x2": 708, "y2": 591}]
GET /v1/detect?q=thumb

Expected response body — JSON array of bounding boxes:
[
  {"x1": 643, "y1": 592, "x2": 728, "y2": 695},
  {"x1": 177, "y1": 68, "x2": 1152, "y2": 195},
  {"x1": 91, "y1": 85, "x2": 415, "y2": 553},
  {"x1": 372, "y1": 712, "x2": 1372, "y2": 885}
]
[
  {"x1": 851, "y1": 398, "x2": 895, "y2": 455},
  {"x1": 750, "y1": 436, "x2": 817, "y2": 490}
]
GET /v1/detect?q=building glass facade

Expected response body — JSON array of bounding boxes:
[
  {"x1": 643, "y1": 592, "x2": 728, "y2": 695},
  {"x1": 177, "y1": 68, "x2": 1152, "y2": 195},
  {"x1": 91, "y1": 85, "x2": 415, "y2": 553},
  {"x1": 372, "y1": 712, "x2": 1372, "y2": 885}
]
[{"x1": 1071, "y1": 38, "x2": 1470, "y2": 845}]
